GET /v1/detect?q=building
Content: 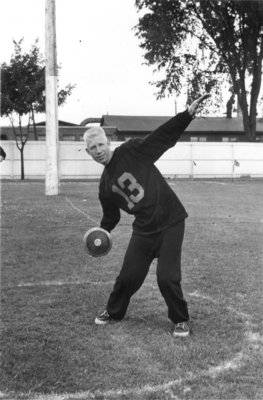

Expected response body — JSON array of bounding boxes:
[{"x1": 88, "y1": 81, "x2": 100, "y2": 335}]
[
  {"x1": 1, "y1": 115, "x2": 263, "y2": 142},
  {"x1": 98, "y1": 115, "x2": 263, "y2": 142}
]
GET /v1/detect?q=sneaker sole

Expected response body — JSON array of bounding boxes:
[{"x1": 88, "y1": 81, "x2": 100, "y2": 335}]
[
  {"x1": 172, "y1": 331, "x2": 190, "y2": 337},
  {"x1": 94, "y1": 317, "x2": 110, "y2": 325}
]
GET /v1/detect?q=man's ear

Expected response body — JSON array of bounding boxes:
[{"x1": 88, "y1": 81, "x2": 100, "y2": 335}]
[{"x1": 85, "y1": 148, "x2": 90, "y2": 155}]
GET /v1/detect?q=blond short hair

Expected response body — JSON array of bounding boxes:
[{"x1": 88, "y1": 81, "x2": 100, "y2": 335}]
[{"x1": 83, "y1": 126, "x2": 107, "y2": 146}]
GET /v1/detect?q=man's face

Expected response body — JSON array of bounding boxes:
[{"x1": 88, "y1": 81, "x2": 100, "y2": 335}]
[{"x1": 86, "y1": 134, "x2": 112, "y2": 165}]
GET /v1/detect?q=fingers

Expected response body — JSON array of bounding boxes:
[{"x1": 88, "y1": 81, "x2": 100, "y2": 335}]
[
  {"x1": 197, "y1": 93, "x2": 211, "y2": 104},
  {"x1": 188, "y1": 93, "x2": 211, "y2": 116}
]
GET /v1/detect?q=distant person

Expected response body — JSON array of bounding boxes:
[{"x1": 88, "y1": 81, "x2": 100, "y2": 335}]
[
  {"x1": 0, "y1": 146, "x2": 6, "y2": 162},
  {"x1": 83, "y1": 94, "x2": 210, "y2": 337},
  {"x1": 226, "y1": 94, "x2": 235, "y2": 118}
]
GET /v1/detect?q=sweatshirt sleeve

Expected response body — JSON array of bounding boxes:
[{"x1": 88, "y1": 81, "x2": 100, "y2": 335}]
[
  {"x1": 133, "y1": 110, "x2": 193, "y2": 164},
  {"x1": 99, "y1": 195, "x2": 121, "y2": 233}
]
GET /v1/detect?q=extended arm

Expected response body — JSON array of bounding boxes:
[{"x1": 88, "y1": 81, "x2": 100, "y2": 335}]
[{"x1": 132, "y1": 94, "x2": 211, "y2": 164}]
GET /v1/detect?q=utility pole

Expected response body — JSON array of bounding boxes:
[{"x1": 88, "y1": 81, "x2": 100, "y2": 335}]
[{"x1": 45, "y1": 0, "x2": 59, "y2": 195}]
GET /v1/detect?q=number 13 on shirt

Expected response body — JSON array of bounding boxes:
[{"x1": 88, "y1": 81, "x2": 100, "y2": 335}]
[{"x1": 112, "y1": 172, "x2": 144, "y2": 210}]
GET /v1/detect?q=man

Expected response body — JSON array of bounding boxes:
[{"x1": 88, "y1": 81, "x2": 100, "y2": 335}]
[{"x1": 84, "y1": 94, "x2": 210, "y2": 337}]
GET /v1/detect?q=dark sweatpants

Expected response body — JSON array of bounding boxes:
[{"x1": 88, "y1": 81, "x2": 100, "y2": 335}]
[{"x1": 106, "y1": 220, "x2": 189, "y2": 324}]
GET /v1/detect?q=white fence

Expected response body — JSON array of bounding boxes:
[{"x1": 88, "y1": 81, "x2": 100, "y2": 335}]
[{"x1": 0, "y1": 141, "x2": 263, "y2": 179}]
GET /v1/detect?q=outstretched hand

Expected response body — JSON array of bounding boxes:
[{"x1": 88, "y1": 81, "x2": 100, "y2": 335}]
[{"x1": 188, "y1": 94, "x2": 211, "y2": 117}]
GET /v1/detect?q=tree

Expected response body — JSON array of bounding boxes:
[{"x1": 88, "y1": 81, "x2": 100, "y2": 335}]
[
  {"x1": 1, "y1": 39, "x2": 75, "y2": 179},
  {"x1": 135, "y1": 0, "x2": 263, "y2": 141}
]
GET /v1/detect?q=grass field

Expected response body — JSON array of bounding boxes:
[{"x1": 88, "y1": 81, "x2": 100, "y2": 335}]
[{"x1": 1, "y1": 179, "x2": 263, "y2": 400}]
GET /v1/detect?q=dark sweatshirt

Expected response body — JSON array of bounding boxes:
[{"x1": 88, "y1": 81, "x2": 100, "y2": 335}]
[{"x1": 99, "y1": 110, "x2": 193, "y2": 235}]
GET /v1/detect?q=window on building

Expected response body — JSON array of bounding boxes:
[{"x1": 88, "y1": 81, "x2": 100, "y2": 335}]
[
  {"x1": 62, "y1": 136, "x2": 75, "y2": 141},
  {"x1": 230, "y1": 137, "x2": 237, "y2": 142},
  {"x1": 190, "y1": 137, "x2": 198, "y2": 142},
  {"x1": 199, "y1": 137, "x2": 206, "y2": 142},
  {"x1": 222, "y1": 137, "x2": 229, "y2": 142}
]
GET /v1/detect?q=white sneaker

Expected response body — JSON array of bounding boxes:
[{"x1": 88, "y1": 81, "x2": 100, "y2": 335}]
[
  {"x1": 172, "y1": 322, "x2": 191, "y2": 337},
  {"x1": 95, "y1": 310, "x2": 111, "y2": 325}
]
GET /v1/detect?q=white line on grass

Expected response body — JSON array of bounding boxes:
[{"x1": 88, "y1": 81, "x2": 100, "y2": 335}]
[
  {"x1": 207, "y1": 351, "x2": 244, "y2": 378},
  {"x1": 15, "y1": 331, "x2": 261, "y2": 400},
  {"x1": 3, "y1": 284, "x2": 261, "y2": 400},
  {"x1": 8, "y1": 280, "x2": 115, "y2": 289},
  {"x1": 189, "y1": 291, "x2": 253, "y2": 321},
  {"x1": 6, "y1": 335, "x2": 257, "y2": 400},
  {"x1": 10, "y1": 280, "x2": 158, "y2": 289},
  {"x1": 65, "y1": 197, "x2": 98, "y2": 225}
]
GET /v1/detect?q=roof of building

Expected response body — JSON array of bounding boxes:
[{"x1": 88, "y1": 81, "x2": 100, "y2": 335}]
[
  {"x1": 102, "y1": 115, "x2": 170, "y2": 132},
  {"x1": 101, "y1": 114, "x2": 263, "y2": 133},
  {"x1": 35, "y1": 120, "x2": 80, "y2": 126}
]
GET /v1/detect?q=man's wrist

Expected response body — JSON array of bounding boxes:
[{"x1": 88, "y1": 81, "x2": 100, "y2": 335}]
[{"x1": 186, "y1": 107, "x2": 195, "y2": 118}]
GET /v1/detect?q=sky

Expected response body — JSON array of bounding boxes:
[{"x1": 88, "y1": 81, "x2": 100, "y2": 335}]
[{"x1": 1, "y1": 0, "x2": 188, "y2": 125}]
